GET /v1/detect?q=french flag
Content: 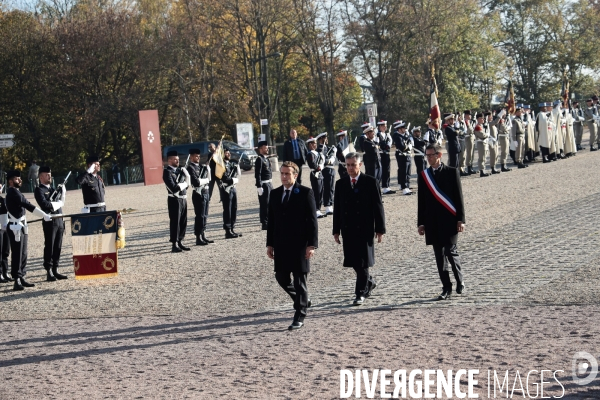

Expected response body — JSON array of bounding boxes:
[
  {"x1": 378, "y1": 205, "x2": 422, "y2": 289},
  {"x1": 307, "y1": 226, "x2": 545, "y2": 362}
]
[{"x1": 71, "y1": 211, "x2": 119, "y2": 280}]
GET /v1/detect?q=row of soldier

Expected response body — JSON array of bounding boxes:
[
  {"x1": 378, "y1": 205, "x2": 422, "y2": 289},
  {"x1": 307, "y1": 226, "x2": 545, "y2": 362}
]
[{"x1": 0, "y1": 156, "x2": 108, "y2": 290}]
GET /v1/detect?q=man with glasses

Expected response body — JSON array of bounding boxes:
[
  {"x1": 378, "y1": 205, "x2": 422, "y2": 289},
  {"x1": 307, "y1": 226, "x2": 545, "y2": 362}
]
[{"x1": 418, "y1": 144, "x2": 465, "y2": 301}]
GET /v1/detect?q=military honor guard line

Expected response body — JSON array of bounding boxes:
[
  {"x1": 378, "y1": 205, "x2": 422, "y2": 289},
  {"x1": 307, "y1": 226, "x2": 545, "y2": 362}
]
[{"x1": 2, "y1": 94, "x2": 597, "y2": 331}]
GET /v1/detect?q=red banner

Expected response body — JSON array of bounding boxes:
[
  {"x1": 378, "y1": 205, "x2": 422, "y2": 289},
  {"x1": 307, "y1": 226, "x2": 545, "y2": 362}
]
[{"x1": 139, "y1": 110, "x2": 163, "y2": 186}]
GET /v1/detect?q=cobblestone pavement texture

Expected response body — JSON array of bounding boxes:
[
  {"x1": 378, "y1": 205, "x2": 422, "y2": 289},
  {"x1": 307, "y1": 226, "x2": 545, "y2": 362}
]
[{"x1": 0, "y1": 134, "x2": 599, "y2": 398}]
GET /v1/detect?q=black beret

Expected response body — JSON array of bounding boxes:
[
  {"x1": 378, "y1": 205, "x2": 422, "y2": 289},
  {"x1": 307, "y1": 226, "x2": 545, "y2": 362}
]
[
  {"x1": 86, "y1": 155, "x2": 99, "y2": 164},
  {"x1": 223, "y1": 146, "x2": 230, "y2": 152},
  {"x1": 188, "y1": 148, "x2": 201, "y2": 155},
  {"x1": 6, "y1": 170, "x2": 21, "y2": 180},
  {"x1": 483, "y1": 111, "x2": 492, "y2": 116},
  {"x1": 39, "y1": 166, "x2": 51, "y2": 173},
  {"x1": 476, "y1": 113, "x2": 484, "y2": 119},
  {"x1": 166, "y1": 150, "x2": 178, "y2": 157},
  {"x1": 257, "y1": 141, "x2": 268, "y2": 148}
]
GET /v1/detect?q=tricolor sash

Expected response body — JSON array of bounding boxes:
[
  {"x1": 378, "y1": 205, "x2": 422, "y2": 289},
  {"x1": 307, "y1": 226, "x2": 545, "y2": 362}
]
[{"x1": 421, "y1": 168, "x2": 457, "y2": 216}]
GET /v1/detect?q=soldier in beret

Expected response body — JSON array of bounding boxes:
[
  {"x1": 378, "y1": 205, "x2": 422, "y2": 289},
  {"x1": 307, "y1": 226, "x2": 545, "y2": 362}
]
[
  {"x1": 76, "y1": 155, "x2": 106, "y2": 213},
  {"x1": 187, "y1": 148, "x2": 213, "y2": 246},
  {"x1": 255, "y1": 141, "x2": 273, "y2": 230},
  {"x1": 163, "y1": 150, "x2": 191, "y2": 252}
]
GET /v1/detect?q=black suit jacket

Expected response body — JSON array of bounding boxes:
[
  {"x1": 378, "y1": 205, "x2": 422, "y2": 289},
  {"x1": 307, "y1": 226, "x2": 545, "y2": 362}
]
[
  {"x1": 283, "y1": 139, "x2": 307, "y2": 165},
  {"x1": 417, "y1": 164, "x2": 465, "y2": 245},
  {"x1": 332, "y1": 174, "x2": 385, "y2": 267},
  {"x1": 266, "y1": 182, "x2": 318, "y2": 273}
]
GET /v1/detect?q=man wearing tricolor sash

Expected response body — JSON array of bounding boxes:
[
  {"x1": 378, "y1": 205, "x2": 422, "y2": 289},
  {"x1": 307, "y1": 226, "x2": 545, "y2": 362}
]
[{"x1": 417, "y1": 144, "x2": 465, "y2": 301}]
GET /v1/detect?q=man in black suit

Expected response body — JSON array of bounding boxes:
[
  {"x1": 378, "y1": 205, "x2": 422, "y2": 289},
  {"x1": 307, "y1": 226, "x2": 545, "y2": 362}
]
[
  {"x1": 333, "y1": 152, "x2": 386, "y2": 306},
  {"x1": 444, "y1": 114, "x2": 461, "y2": 168},
  {"x1": 267, "y1": 161, "x2": 318, "y2": 330},
  {"x1": 282, "y1": 129, "x2": 307, "y2": 184},
  {"x1": 417, "y1": 144, "x2": 466, "y2": 300}
]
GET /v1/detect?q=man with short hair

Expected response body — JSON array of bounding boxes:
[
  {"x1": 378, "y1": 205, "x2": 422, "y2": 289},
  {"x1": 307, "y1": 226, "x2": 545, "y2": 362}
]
[
  {"x1": 217, "y1": 148, "x2": 242, "y2": 238},
  {"x1": 473, "y1": 113, "x2": 490, "y2": 177},
  {"x1": 492, "y1": 109, "x2": 512, "y2": 172},
  {"x1": 34, "y1": 166, "x2": 68, "y2": 281},
  {"x1": 333, "y1": 152, "x2": 386, "y2": 306},
  {"x1": 76, "y1": 155, "x2": 106, "y2": 213},
  {"x1": 418, "y1": 144, "x2": 465, "y2": 301},
  {"x1": 255, "y1": 141, "x2": 273, "y2": 230},
  {"x1": 411, "y1": 126, "x2": 427, "y2": 176},
  {"x1": 361, "y1": 125, "x2": 382, "y2": 185},
  {"x1": 267, "y1": 161, "x2": 318, "y2": 330},
  {"x1": 163, "y1": 150, "x2": 191, "y2": 252},
  {"x1": 5, "y1": 170, "x2": 52, "y2": 290},
  {"x1": 282, "y1": 129, "x2": 308, "y2": 184},
  {"x1": 444, "y1": 114, "x2": 461, "y2": 169},
  {"x1": 187, "y1": 148, "x2": 213, "y2": 245}
]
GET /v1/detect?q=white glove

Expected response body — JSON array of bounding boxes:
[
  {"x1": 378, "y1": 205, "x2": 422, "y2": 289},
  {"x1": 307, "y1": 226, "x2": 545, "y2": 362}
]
[
  {"x1": 454, "y1": 121, "x2": 460, "y2": 129},
  {"x1": 32, "y1": 207, "x2": 52, "y2": 221},
  {"x1": 199, "y1": 178, "x2": 210, "y2": 186},
  {"x1": 177, "y1": 182, "x2": 188, "y2": 191},
  {"x1": 51, "y1": 201, "x2": 64, "y2": 211},
  {"x1": 497, "y1": 109, "x2": 506, "y2": 118},
  {"x1": 43, "y1": 214, "x2": 52, "y2": 222},
  {"x1": 257, "y1": 187, "x2": 264, "y2": 196},
  {"x1": 181, "y1": 168, "x2": 190, "y2": 177},
  {"x1": 61, "y1": 185, "x2": 67, "y2": 199},
  {"x1": 232, "y1": 178, "x2": 239, "y2": 185},
  {"x1": 87, "y1": 164, "x2": 95, "y2": 174},
  {"x1": 512, "y1": 140, "x2": 518, "y2": 147}
]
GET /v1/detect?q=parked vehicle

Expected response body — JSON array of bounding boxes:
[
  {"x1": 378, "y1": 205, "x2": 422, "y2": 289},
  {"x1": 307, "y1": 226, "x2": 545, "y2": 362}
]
[{"x1": 162, "y1": 140, "x2": 257, "y2": 171}]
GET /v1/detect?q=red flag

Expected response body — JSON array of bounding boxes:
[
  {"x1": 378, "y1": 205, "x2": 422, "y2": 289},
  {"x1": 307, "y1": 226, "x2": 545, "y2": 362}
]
[
  {"x1": 430, "y1": 77, "x2": 440, "y2": 129},
  {"x1": 504, "y1": 81, "x2": 516, "y2": 115}
]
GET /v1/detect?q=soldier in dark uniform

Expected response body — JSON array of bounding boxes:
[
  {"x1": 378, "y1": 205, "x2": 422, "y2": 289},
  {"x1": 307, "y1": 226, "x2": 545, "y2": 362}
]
[
  {"x1": 255, "y1": 141, "x2": 272, "y2": 230},
  {"x1": 317, "y1": 132, "x2": 336, "y2": 215},
  {"x1": 444, "y1": 113, "x2": 461, "y2": 169},
  {"x1": 163, "y1": 150, "x2": 191, "y2": 253},
  {"x1": 5, "y1": 170, "x2": 52, "y2": 290},
  {"x1": 333, "y1": 153, "x2": 386, "y2": 306},
  {"x1": 424, "y1": 120, "x2": 443, "y2": 146},
  {"x1": 335, "y1": 130, "x2": 349, "y2": 179},
  {"x1": 0, "y1": 189, "x2": 11, "y2": 283},
  {"x1": 361, "y1": 125, "x2": 382, "y2": 185},
  {"x1": 571, "y1": 101, "x2": 586, "y2": 151},
  {"x1": 76, "y1": 155, "x2": 106, "y2": 213},
  {"x1": 392, "y1": 121, "x2": 413, "y2": 195},
  {"x1": 187, "y1": 148, "x2": 213, "y2": 246},
  {"x1": 217, "y1": 148, "x2": 242, "y2": 239},
  {"x1": 306, "y1": 137, "x2": 325, "y2": 218},
  {"x1": 376, "y1": 120, "x2": 395, "y2": 195},
  {"x1": 412, "y1": 126, "x2": 427, "y2": 176},
  {"x1": 34, "y1": 166, "x2": 68, "y2": 281}
]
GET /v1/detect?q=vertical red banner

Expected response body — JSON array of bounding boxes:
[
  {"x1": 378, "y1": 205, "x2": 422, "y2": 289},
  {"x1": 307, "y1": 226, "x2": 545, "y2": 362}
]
[{"x1": 139, "y1": 110, "x2": 164, "y2": 186}]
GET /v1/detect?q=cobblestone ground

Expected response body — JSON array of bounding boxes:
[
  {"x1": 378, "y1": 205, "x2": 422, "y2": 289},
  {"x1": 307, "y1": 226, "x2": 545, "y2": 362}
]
[{"x1": 0, "y1": 135, "x2": 599, "y2": 398}]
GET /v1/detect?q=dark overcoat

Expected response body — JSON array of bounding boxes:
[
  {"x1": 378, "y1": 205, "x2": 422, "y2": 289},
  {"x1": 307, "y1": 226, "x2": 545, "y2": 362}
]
[
  {"x1": 266, "y1": 182, "x2": 318, "y2": 273},
  {"x1": 332, "y1": 174, "x2": 385, "y2": 268},
  {"x1": 417, "y1": 164, "x2": 465, "y2": 245}
]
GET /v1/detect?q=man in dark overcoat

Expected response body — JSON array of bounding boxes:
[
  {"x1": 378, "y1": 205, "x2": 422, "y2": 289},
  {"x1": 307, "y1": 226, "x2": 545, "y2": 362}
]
[
  {"x1": 332, "y1": 152, "x2": 385, "y2": 306},
  {"x1": 267, "y1": 161, "x2": 318, "y2": 330},
  {"x1": 282, "y1": 129, "x2": 308, "y2": 184},
  {"x1": 417, "y1": 143, "x2": 466, "y2": 300}
]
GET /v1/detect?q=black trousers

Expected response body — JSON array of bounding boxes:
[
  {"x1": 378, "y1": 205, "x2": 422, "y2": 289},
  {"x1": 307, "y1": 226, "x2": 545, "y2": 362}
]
[
  {"x1": 275, "y1": 270, "x2": 308, "y2": 322},
  {"x1": 414, "y1": 155, "x2": 426, "y2": 176},
  {"x1": 309, "y1": 173, "x2": 323, "y2": 209},
  {"x1": 258, "y1": 182, "x2": 272, "y2": 225},
  {"x1": 8, "y1": 228, "x2": 27, "y2": 279},
  {"x1": 42, "y1": 219, "x2": 65, "y2": 271},
  {"x1": 447, "y1": 151, "x2": 459, "y2": 169},
  {"x1": 540, "y1": 146, "x2": 550, "y2": 158},
  {"x1": 0, "y1": 229, "x2": 10, "y2": 277},
  {"x1": 432, "y1": 243, "x2": 463, "y2": 292},
  {"x1": 395, "y1": 153, "x2": 412, "y2": 189},
  {"x1": 364, "y1": 160, "x2": 382, "y2": 185},
  {"x1": 380, "y1": 153, "x2": 391, "y2": 188},
  {"x1": 90, "y1": 206, "x2": 106, "y2": 213},
  {"x1": 192, "y1": 189, "x2": 210, "y2": 236},
  {"x1": 220, "y1": 187, "x2": 237, "y2": 230},
  {"x1": 167, "y1": 196, "x2": 187, "y2": 243},
  {"x1": 322, "y1": 168, "x2": 335, "y2": 207},
  {"x1": 353, "y1": 265, "x2": 376, "y2": 298}
]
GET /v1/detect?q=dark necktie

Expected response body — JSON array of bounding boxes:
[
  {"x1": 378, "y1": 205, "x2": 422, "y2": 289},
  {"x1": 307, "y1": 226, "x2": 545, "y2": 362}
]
[{"x1": 283, "y1": 189, "x2": 290, "y2": 204}]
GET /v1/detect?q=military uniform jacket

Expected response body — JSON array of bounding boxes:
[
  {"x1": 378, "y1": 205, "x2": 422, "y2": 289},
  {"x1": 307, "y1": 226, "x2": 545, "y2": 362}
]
[
  {"x1": 572, "y1": 108, "x2": 585, "y2": 126},
  {"x1": 34, "y1": 184, "x2": 63, "y2": 224},
  {"x1": 76, "y1": 172, "x2": 105, "y2": 205},
  {"x1": 0, "y1": 196, "x2": 7, "y2": 225},
  {"x1": 392, "y1": 131, "x2": 413, "y2": 155},
  {"x1": 362, "y1": 138, "x2": 380, "y2": 164},
  {"x1": 336, "y1": 140, "x2": 348, "y2": 163},
  {"x1": 254, "y1": 155, "x2": 272, "y2": 187},
  {"x1": 377, "y1": 131, "x2": 392, "y2": 153},
  {"x1": 218, "y1": 161, "x2": 240, "y2": 187},
  {"x1": 424, "y1": 128, "x2": 443, "y2": 145},
  {"x1": 163, "y1": 165, "x2": 188, "y2": 196},
  {"x1": 473, "y1": 123, "x2": 489, "y2": 141},
  {"x1": 412, "y1": 136, "x2": 426, "y2": 156},
  {"x1": 186, "y1": 162, "x2": 210, "y2": 191},
  {"x1": 266, "y1": 182, "x2": 318, "y2": 274},
  {"x1": 417, "y1": 164, "x2": 465, "y2": 246},
  {"x1": 444, "y1": 124, "x2": 461, "y2": 153},
  {"x1": 512, "y1": 116, "x2": 525, "y2": 136},
  {"x1": 585, "y1": 107, "x2": 597, "y2": 123},
  {"x1": 6, "y1": 187, "x2": 36, "y2": 219}
]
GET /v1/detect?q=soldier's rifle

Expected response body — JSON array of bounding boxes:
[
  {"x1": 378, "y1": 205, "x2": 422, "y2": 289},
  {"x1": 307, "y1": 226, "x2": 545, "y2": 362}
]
[{"x1": 49, "y1": 171, "x2": 71, "y2": 202}]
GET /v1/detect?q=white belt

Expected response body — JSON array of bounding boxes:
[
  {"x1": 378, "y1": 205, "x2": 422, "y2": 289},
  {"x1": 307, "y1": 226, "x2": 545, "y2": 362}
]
[
  {"x1": 7, "y1": 212, "x2": 27, "y2": 241},
  {"x1": 413, "y1": 149, "x2": 425, "y2": 156},
  {"x1": 324, "y1": 165, "x2": 336, "y2": 169},
  {"x1": 396, "y1": 151, "x2": 410, "y2": 156},
  {"x1": 193, "y1": 186, "x2": 208, "y2": 194},
  {"x1": 260, "y1": 179, "x2": 273, "y2": 184},
  {"x1": 168, "y1": 193, "x2": 186, "y2": 199},
  {"x1": 498, "y1": 134, "x2": 508, "y2": 137},
  {"x1": 84, "y1": 202, "x2": 106, "y2": 208},
  {"x1": 476, "y1": 139, "x2": 488, "y2": 143}
]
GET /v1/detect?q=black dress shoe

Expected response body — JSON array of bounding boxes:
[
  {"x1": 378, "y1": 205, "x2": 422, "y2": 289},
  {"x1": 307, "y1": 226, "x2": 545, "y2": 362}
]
[
  {"x1": 3, "y1": 274, "x2": 13, "y2": 282},
  {"x1": 591, "y1": 147, "x2": 598, "y2": 151},
  {"x1": 171, "y1": 245, "x2": 183, "y2": 253},
  {"x1": 365, "y1": 281, "x2": 377, "y2": 298},
  {"x1": 177, "y1": 241, "x2": 191, "y2": 251},
  {"x1": 0, "y1": 275, "x2": 7, "y2": 283},
  {"x1": 479, "y1": 171, "x2": 489, "y2": 177},
  {"x1": 517, "y1": 163, "x2": 527, "y2": 169},
  {"x1": 353, "y1": 296, "x2": 365, "y2": 306},
  {"x1": 491, "y1": 169, "x2": 500, "y2": 174},
  {"x1": 232, "y1": 230, "x2": 242, "y2": 237},
  {"x1": 53, "y1": 270, "x2": 68, "y2": 280},
  {"x1": 288, "y1": 321, "x2": 304, "y2": 330},
  {"x1": 467, "y1": 167, "x2": 476, "y2": 175},
  {"x1": 456, "y1": 284, "x2": 465, "y2": 294},
  {"x1": 225, "y1": 230, "x2": 238, "y2": 239},
  {"x1": 382, "y1": 190, "x2": 396, "y2": 195},
  {"x1": 307, "y1": 299, "x2": 312, "y2": 308},
  {"x1": 501, "y1": 165, "x2": 512, "y2": 172},
  {"x1": 201, "y1": 234, "x2": 214, "y2": 244},
  {"x1": 20, "y1": 278, "x2": 35, "y2": 288},
  {"x1": 437, "y1": 290, "x2": 451, "y2": 300},
  {"x1": 46, "y1": 271, "x2": 57, "y2": 282},
  {"x1": 196, "y1": 236, "x2": 208, "y2": 246},
  {"x1": 13, "y1": 279, "x2": 24, "y2": 291},
  {"x1": 460, "y1": 171, "x2": 469, "y2": 177}
]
